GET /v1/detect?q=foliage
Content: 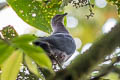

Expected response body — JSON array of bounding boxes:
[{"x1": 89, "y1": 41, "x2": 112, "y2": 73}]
[
  {"x1": 1, "y1": 50, "x2": 23, "y2": 80},
  {"x1": 12, "y1": 34, "x2": 52, "y2": 69},
  {"x1": 61, "y1": 0, "x2": 94, "y2": 19},
  {"x1": 0, "y1": 25, "x2": 52, "y2": 80},
  {"x1": 107, "y1": 0, "x2": 120, "y2": 16},
  {"x1": 25, "y1": 55, "x2": 42, "y2": 78},
  {"x1": 0, "y1": 0, "x2": 120, "y2": 80},
  {"x1": 0, "y1": 40, "x2": 14, "y2": 64},
  {"x1": 0, "y1": 25, "x2": 18, "y2": 40},
  {"x1": 7, "y1": 0, "x2": 63, "y2": 33}
]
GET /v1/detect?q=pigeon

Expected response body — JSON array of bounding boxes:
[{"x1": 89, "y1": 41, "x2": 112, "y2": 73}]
[{"x1": 33, "y1": 13, "x2": 76, "y2": 66}]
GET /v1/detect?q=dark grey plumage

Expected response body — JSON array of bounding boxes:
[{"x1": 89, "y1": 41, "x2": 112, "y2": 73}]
[{"x1": 33, "y1": 13, "x2": 76, "y2": 64}]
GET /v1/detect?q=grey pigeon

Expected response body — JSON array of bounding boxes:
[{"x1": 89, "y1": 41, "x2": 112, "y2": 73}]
[{"x1": 33, "y1": 13, "x2": 76, "y2": 65}]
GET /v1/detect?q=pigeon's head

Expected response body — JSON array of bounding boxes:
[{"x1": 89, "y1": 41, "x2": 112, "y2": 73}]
[{"x1": 51, "y1": 13, "x2": 67, "y2": 28}]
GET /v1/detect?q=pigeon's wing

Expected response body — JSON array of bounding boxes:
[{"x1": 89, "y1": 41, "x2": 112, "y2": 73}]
[
  {"x1": 33, "y1": 37, "x2": 55, "y2": 53},
  {"x1": 46, "y1": 34, "x2": 76, "y2": 55}
]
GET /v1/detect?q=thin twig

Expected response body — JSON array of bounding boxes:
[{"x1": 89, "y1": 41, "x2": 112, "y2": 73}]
[
  {"x1": 51, "y1": 54, "x2": 63, "y2": 70},
  {"x1": 46, "y1": 42, "x2": 63, "y2": 70},
  {"x1": 0, "y1": 2, "x2": 8, "y2": 11}
]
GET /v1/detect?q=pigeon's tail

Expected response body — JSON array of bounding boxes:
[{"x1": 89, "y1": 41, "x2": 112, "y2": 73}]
[{"x1": 33, "y1": 39, "x2": 51, "y2": 53}]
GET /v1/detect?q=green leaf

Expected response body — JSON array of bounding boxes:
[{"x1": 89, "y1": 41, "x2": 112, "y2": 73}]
[
  {"x1": 25, "y1": 55, "x2": 39, "y2": 76},
  {"x1": 0, "y1": 25, "x2": 18, "y2": 40},
  {"x1": 1, "y1": 50, "x2": 23, "y2": 80},
  {"x1": 7, "y1": 0, "x2": 63, "y2": 33},
  {"x1": 12, "y1": 34, "x2": 52, "y2": 70},
  {"x1": 12, "y1": 34, "x2": 36, "y2": 44},
  {"x1": 0, "y1": 40, "x2": 14, "y2": 64},
  {"x1": 25, "y1": 55, "x2": 45, "y2": 80},
  {"x1": 19, "y1": 44, "x2": 52, "y2": 70}
]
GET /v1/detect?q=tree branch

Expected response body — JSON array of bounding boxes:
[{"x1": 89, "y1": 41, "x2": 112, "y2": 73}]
[
  {"x1": 0, "y1": 2, "x2": 8, "y2": 11},
  {"x1": 91, "y1": 55, "x2": 120, "y2": 80},
  {"x1": 49, "y1": 22, "x2": 120, "y2": 80}
]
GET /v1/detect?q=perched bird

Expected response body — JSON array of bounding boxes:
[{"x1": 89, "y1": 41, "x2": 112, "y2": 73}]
[{"x1": 33, "y1": 13, "x2": 76, "y2": 66}]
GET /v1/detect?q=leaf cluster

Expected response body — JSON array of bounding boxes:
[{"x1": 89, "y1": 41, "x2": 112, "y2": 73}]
[
  {"x1": 0, "y1": 25, "x2": 52, "y2": 80},
  {"x1": 107, "y1": 0, "x2": 120, "y2": 16}
]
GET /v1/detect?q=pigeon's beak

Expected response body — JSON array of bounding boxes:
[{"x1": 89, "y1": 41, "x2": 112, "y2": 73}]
[
  {"x1": 62, "y1": 13, "x2": 68, "y2": 17},
  {"x1": 59, "y1": 13, "x2": 67, "y2": 19},
  {"x1": 55, "y1": 13, "x2": 68, "y2": 22}
]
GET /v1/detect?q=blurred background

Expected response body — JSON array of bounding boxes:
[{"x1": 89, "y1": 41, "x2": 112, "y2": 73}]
[{"x1": 0, "y1": 0, "x2": 120, "y2": 79}]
